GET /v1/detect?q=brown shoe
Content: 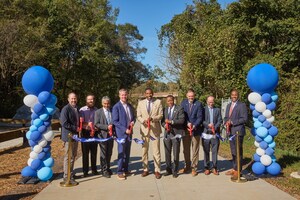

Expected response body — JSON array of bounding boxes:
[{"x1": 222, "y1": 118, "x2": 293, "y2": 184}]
[
  {"x1": 141, "y1": 171, "x2": 149, "y2": 177},
  {"x1": 212, "y1": 169, "x2": 219, "y2": 175},
  {"x1": 204, "y1": 169, "x2": 210, "y2": 175},
  {"x1": 124, "y1": 171, "x2": 134, "y2": 177},
  {"x1": 231, "y1": 170, "x2": 239, "y2": 179},
  {"x1": 179, "y1": 167, "x2": 191, "y2": 174},
  {"x1": 155, "y1": 172, "x2": 162, "y2": 179},
  {"x1": 117, "y1": 174, "x2": 126, "y2": 180},
  {"x1": 225, "y1": 169, "x2": 234, "y2": 176},
  {"x1": 191, "y1": 169, "x2": 198, "y2": 176}
]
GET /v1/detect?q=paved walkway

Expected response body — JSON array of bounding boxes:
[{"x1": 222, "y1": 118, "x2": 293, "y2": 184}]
[{"x1": 33, "y1": 124, "x2": 295, "y2": 200}]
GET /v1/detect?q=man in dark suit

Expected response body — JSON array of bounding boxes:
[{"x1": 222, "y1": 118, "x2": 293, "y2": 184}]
[
  {"x1": 224, "y1": 89, "x2": 248, "y2": 178},
  {"x1": 179, "y1": 89, "x2": 203, "y2": 176},
  {"x1": 94, "y1": 96, "x2": 114, "y2": 178},
  {"x1": 60, "y1": 92, "x2": 79, "y2": 184},
  {"x1": 112, "y1": 89, "x2": 135, "y2": 180},
  {"x1": 79, "y1": 94, "x2": 98, "y2": 177},
  {"x1": 202, "y1": 96, "x2": 222, "y2": 175},
  {"x1": 161, "y1": 95, "x2": 185, "y2": 178}
]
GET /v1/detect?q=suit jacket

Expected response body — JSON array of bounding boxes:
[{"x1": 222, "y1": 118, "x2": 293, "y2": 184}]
[
  {"x1": 181, "y1": 99, "x2": 203, "y2": 136},
  {"x1": 112, "y1": 101, "x2": 135, "y2": 139},
  {"x1": 161, "y1": 105, "x2": 185, "y2": 135},
  {"x1": 224, "y1": 101, "x2": 248, "y2": 136},
  {"x1": 137, "y1": 98, "x2": 163, "y2": 136},
  {"x1": 203, "y1": 106, "x2": 222, "y2": 134},
  {"x1": 60, "y1": 104, "x2": 78, "y2": 142},
  {"x1": 94, "y1": 108, "x2": 114, "y2": 138}
]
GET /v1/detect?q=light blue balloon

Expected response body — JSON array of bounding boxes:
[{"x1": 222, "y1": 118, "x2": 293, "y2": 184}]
[
  {"x1": 43, "y1": 157, "x2": 54, "y2": 167},
  {"x1": 264, "y1": 135, "x2": 273, "y2": 144},
  {"x1": 29, "y1": 125, "x2": 38, "y2": 132},
  {"x1": 46, "y1": 106, "x2": 55, "y2": 115},
  {"x1": 269, "y1": 141, "x2": 276, "y2": 149},
  {"x1": 256, "y1": 127, "x2": 268, "y2": 138},
  {"x1": 39, "y1": 113, "x2": 49, "y2": 121},
  {"x1": 26, "y1": 131, "x2": 32, "y2": 140},
  {"x1": 254, "y1": 121, "x2": 262, "y2": 128},
  {"x1": 271, "y1": 91, "x2": 278, "y2": 102},
  {"x1": 33, "y1": 118, "x2": 43, "y2": 127},
  {"x1": 37, "y1": 167, "x2": 53, "y2": 181},
  {"x1": 253, "y1": 117, "x2": 258, "y2": 122}
]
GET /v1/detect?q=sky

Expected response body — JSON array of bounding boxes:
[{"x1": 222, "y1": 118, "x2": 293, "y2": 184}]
[{"x1": 110, "y1": 0, "x2": 237, "y2": 71}]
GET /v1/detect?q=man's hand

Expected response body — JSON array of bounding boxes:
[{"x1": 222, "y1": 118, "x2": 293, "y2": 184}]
[
  {"x1": 165, "y1": 119, "x2": 171, "y2": 124},
  {"x1": 187, "y1": 122, "x2": 193, "y2": 129},
  {"x1": 208, "y1": 123, "x2": 213, "y2": 128},
  {"x1": 126, "y1": 129, "x2": 131, "y2": 134},
  {"x1": 108, "y1": 124, "x2": 113, "y2": 129}
]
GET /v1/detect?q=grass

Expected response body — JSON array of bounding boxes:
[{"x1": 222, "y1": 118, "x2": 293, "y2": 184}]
[{"x1": 218, "y1": 132, "x2": 300, "y2": 199}]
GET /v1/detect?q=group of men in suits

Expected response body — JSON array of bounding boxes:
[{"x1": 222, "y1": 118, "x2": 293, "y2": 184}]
[{"x1": 60, "y1": 88, "x2": 248, "y2": 182}]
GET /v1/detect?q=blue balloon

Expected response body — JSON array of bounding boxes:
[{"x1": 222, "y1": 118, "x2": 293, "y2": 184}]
[
  {"x1": 29, "y1": 139, "x2": 38, "y2": 147},
  {"x1": 43, "y1": 146, "x2": 51, "y2": 153},
  {"x1": 269, "y1": 126, "x2": 278, "y2": 137},
  {"x1": 33, "y1": 103, "x2": 45, "y2": 114},
  {"x1": 271, "y1": 155, "x2": 277, "y2": 162},
  {"x1": 263, "y1": 120, "x2": 271, "y2": 129},
  {"x1": 39, "y1": 113, "x2": 49, "y2": 121},
  {"x1": 46, "y1": 106, "x2": 56, "y2": 115},
  {"x1": 38, "y1": 91, "x2": 51, "y2": 105},
  {"x1": 269, "y1": 141, "x2": 276, "y2": 149},
  {"x1": 253, "y1": 153, "x2": 261, "y2": 162},
  {"x1": 46, "y1": 94, "x2": 57, "y2": 106},
  {"x1": 254, "y1": 121, "x2": 262, "y2": 128},
  {"x1": 21, "y1": 166, "x2": 37, "y2": 177},
  {"x1": 252, "y1": 110, "x2": 261, "y2": 118},
  {"x1": 252, "y1": 162, "x2": 266, "y2": 175},
  {"x1": 249, "y1": 104, "x2": 255, "y2": 111},
  {"x1": 44, "y1": 121, "x2": 51, "y2": 127},
  {"x1": 255, "y1": 135, "x2": 263, "y2": 142},
  {"x1": 265, "y1": 147, "x2": 274, "y2": 156},
  {"x1": 30, "y1": 131, "x2": 41, "y2": 141},
  {"x1": 38, "y1": 125, "x2": 47, "y2": 134},
  {"x1": 37, "y1": 167, "x2": 53, "y2": 181},
  {"x1": 21, "y1": 66, "x2": 54, "y2": 96},
  {"x1": 31, "y1": 159, "x2": 42, "y2": 170},
  {"x1": 26, "y1": 131, "x2": 32, "y2": 140},
  {"x1": 261, "y1": 93, "x2": 272, "y2": 104},
  {"x1": 33, "y1": 118, "x2": 43, "y2": 127},
  {"x1": 258, "y1": 115, "x2": 266, "y2": 123},
  {"x1": 264, "y1": 135, "x2": 273, "y2": 143},
  {"x1": 29, "y1": 125, "x2": 38, "y2": 132},
  {"x1": 266, "y1": 162, "x2": 281, "y2": 176},
  {"x1": 259, "y1": 141, "x2": 268, "y2": 149},
  {"x1": 246, "y1": 63, "x2": 279, "y2": 93},
  {"x1": 38, "y1": 152, "x2": 47, "y2": 160},
  {"x1": 31, "y1": 112, "x2": 39, "y2": 120},
  {"x1": 256, "y1": 127, "x2": 268, "y2": 138},
  {"x1": 43, "y1": 157, "x2": 54, "y2": 167},
  {"x1": 271, "y1": 92, "x2": 278, "y2": 102},
  {"x1": 266, "y1": 102, "x2": 276, "y2": 111},
  {"x1": 250, "y1": 127, "x2": 256, "y2": 136}
]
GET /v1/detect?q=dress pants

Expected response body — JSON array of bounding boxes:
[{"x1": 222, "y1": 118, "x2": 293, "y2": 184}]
[
  {"x1": 182, "y1": 134, "x2": 200, "y2": 169},
  {"x1": 99, "y1": 138, "x2": 114, "y2": 172},
  {"x1": 117, "y1": 137, "x2": 132, "y2": 174},
  {"x1": 202, "y1": 136, "x2": 219, "y2": 170},
  {"x1": 81, "y1": 130, "x2": 98, "y2": 174},
  {"x1": 229, "y1": 135, "x2": 244, "y2": 171},
  {"x1": 63, "y1": 140, "x2": 78, "y2": 179},
  {"x1": 164, "y1": 132, "x2": 181, "y2": 173},
  {"x1": 142, "y1": 134, "x2": 161, "y2": 173}
]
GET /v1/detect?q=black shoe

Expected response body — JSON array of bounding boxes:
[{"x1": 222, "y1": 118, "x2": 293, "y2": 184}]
[
  {"x1": 164, "y1": 170, "x2": 172, "y2": 176},
  {"x1": 103, "y1": 171, "x2": 111, "y2": 178},
  {"x1": 173, "y1": 172, "x2": 178, "y2": 178},
  {"x1": 92, "y1": 171, "x2": 100, "y2": 175},
  {"x1": 107, "y1": 169, "x2": 113, "y2": 175},
  {"x1": 83, "y1": 173, "x2": 88, "y2": 177}
]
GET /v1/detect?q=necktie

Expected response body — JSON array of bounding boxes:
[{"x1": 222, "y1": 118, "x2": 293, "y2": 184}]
[
  {"x1": 147, "y1": 100, "x2": 151, "y2": 114},
  {"x1": 189, "y1": 103, "x2": 193, "y2": 114},
  {"x1": 168, "y1": 107, "x2": 172, "y2": 120},
  {"x1": 209, "y1": 108, "x2": 214, "y2": 124},
  {"x1": 105, "y1": 110, "x2": 111, "y2": 124},
  {"x1": 229, "y1": 103, "x2": 234, "y2": 117},
  {"x1": 125, "y1": 105, "x2": 131, "y2": 126}
]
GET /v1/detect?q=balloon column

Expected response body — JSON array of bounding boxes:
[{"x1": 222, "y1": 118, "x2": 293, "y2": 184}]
[
  {"x1": 247, "y1": 63, "x2": 281, "y2": 176},
  {"x1": 21, "y1": 66, "x2": 57, "y2": 181}
]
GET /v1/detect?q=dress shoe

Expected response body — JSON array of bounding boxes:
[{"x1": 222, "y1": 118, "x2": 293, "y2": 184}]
[
  {"x1": 124, "y1": 171, "x2": 134, "y2": 177},
  {"x1": 191, "y1": 169, "x2": 198, "y2": 177},
  {"x1": 83, "y1": 173, "x2": 89, "y2": 177},
  {"x1": 179, "y1": 167, "x2": 191, "y2": 174},
  {"x1": 231, "y1": 170, "x2": 240, "y2": 179},
  {"x1": 155, "y1": 172, "x2": 162, "y2": 179},
  {"x1": 204, "y1": 169, "x2": 211, "y2": 175},
  {"x1": 225, "y1": 169, "x2": 235, "y2": 176},
  {"x1": 164, "y1": 170, "x2": 172, "y2": 176},
  {"x1": 117, "y1": 174, "x2": 126, "y2": 180},
  {"x1": 92, "y1": 171, "x2": 100, "y2": 175},
  {"x1": 103, "y1": 171, "x2": 111, "y2": 178},
  {"x1": 141, "y1": 171, "x2": 149, "y2": 177},
  {"x1": 107, "y1": 169, "x2": 113, "y2": 175},
  {"x1": 173, "y1": 172, "x2": 179, "y2": 178},
  {"x1": 212, "y1": 169, "x2": 219, "y2": 175}
]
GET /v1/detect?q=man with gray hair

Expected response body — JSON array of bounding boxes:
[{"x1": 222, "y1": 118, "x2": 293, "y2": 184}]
[{"x1": 94, "y1": 96, "x2": 114, "y2": 178}]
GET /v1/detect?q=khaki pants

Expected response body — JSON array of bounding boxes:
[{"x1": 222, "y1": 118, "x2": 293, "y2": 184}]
[
  {"x1": 142, "y1": 134, "x2": 161, "y2": 173},
  {"x1": 182, "y1": 135, "x2": 200, "y2": 169},
  {"x1": 63, "y1": 140, "x2": 78, "y2": 179}
]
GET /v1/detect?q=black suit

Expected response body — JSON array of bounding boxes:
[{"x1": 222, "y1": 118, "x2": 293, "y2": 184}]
[
  {"x1": 202, "y1": 106, "x2": 222, "y2": 170},
  {"x1": 94, "y1": 108, "x2": 114, "y2": 173},
  {"x1": 161, "y1": 105, "x2": 185, "y2": 173},
  {"x1": 224, "y1": 101, "x2": 248, "y2": 171}
]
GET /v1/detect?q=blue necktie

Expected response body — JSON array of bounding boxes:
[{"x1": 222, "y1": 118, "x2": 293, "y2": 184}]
[{"x1": 209, "y1": 108, "x2": 213, "y2": 124}]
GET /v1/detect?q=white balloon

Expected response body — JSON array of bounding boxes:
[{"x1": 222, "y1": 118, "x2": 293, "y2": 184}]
[
  {"x1": 267, "y1": 116, "x2": 275, "y2": 123},
  {"x1": 43, "y1": 130, "x2": 55, "y2": 141},
  {"x1": 248, "y1": 92, "x2": 262, "y2": 105},
  {"x1": 27, "y1": 158, "x2": 34, "y2": 166},
  {"x1": 23, "y1": 94, "x2": 38, "y2": 108},
  {"x1": 254, "y1": 141, "x2": 260, "y2": 148},
  {"x1": 263, "y1": 109, "x2": 272, "y2": 118},
  {"x1": 30, "y1": 151, "x2": 38, "y2": 159},
  {"x1": 38, "y1": 138, "x2": 48, "y2": 148},
  {"x1": 255, "y1": 102, "x2": 267, "y2": 113},
  {"x1": 260, "y1": 155, "x2": 272, "y2": 166},
  {"x1": 30, "y1": 108, "x2": 34, "y2": 113},
  {"x1": 256, "y1": 147, "x2": 265, "y2": 156},
  {"x1": 33, "y1": 145, "x2": 43, "y2": 154}
]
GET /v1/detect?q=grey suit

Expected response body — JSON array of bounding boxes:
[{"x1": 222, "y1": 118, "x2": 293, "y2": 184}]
[
  {"x1": 224, "y1": 101, "x2": 248, "y2": 171},
  {"x1": 94, "y1": 108, "x2": 114, "y2": 173},
  {"x1": 202, "y1": 106, "x2": 222, "y2": 170},
  {"x1": 161, "y1": 105, "x2": 185, "y2": 173}
]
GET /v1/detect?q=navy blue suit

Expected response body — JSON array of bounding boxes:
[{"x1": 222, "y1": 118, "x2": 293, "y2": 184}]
[{"x1": 112, "y1": 101, "x2": 135, "y2": 174}]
